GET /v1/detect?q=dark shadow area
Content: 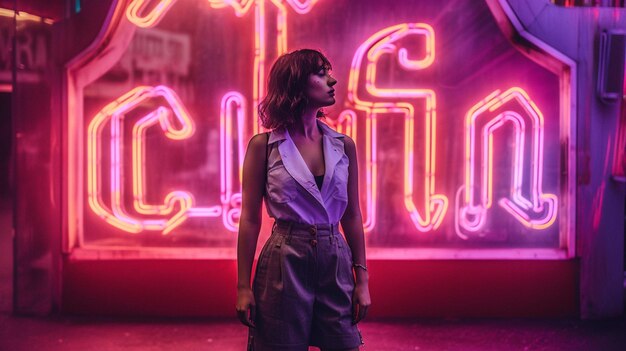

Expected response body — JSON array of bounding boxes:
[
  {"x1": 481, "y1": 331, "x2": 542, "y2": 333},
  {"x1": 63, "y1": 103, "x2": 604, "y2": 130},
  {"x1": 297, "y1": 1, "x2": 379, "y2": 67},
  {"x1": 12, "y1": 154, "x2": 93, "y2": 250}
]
[
  {"x1": 0, "y1": 91, "x2": 13, "y2": 316},
  {"x1": 0, "y1": 92, "x2": 11, "y2": 198},
  {"x1": 0, "y1": 198, "x2": 11, "y2": 315}
]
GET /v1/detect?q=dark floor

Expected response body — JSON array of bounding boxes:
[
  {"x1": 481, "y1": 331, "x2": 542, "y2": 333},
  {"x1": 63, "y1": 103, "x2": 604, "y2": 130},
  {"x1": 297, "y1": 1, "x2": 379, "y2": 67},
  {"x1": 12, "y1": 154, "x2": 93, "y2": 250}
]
[
  {"x1": 1, "y1": 314, "x2": 626, "y2": 351},
  {"x1": 1, "y1": 199, "x2": 626, "y2": 351}
]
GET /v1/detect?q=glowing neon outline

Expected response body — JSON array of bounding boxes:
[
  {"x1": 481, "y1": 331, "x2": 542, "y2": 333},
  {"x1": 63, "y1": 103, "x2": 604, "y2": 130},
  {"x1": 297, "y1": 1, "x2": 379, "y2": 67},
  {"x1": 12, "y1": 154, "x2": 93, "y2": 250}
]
[
  {"x1": 88, "y1": 85, "x2": 223, "y2": 234},
  {"x1": 347, "y1": 23, "x2": 447, "y2": 233},
  {"x1": 126, "y1": 0, "x2": 177, "y2": 27},
  {"x1": 207, "y1": 0, "x2": 255, "y2": 16},
  {"x1": 88, "y1": 88, "x2": 141, "y2": 233},
  {"x1": 220, "y1": 92, "x2": 247, "y2": 231},
  {"x1": 456, "y1": 87, "x2": 558, "y2": 236},
  {"x1": 332, "y1": 109, "x2": 357, "y2": 140},
  {"x1": 0, "y1": 8, "x2": 55, "y2": 24}
]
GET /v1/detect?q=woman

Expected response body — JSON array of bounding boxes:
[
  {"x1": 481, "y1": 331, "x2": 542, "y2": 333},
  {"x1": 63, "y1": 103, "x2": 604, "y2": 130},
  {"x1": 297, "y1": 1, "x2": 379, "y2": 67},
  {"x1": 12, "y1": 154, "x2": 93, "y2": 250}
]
[{"x1": 236, "y1": 49, "x2": 371, "y2": 351}]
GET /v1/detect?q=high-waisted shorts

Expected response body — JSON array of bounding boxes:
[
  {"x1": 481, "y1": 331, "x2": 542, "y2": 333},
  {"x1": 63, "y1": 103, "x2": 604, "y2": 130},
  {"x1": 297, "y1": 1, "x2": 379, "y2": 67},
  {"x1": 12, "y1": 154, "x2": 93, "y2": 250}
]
[{"x1": 247, "y1": 220, "x2": 364, "y2": 351}]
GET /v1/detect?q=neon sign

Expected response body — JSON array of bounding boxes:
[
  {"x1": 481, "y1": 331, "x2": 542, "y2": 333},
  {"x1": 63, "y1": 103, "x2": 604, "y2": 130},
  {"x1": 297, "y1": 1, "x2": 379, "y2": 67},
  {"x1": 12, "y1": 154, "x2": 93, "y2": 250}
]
[
  {"x1": 346, "y1": 23, "x2": 447, "y2": 233},
  {"x1": 456, "y1": 87, "x2": 558, "y2": 239},
  {"x1": 88, "y1": 85, "x2": 215, "y2": 234},
  {"x1": 71, "y1": 0, "x2": 570, "y2": 256}
]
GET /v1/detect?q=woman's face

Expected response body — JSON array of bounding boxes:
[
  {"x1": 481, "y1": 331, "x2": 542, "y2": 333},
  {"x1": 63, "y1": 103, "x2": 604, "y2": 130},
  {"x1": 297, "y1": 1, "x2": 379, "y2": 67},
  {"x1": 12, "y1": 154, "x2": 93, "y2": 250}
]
[{"x1": 304, "y1": 66, "x2": 337, "y2": 109}]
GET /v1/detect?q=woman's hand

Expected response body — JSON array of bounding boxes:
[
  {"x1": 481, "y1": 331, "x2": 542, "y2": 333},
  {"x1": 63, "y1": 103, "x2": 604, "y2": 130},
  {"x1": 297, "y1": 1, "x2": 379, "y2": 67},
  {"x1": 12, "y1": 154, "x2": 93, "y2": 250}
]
[
  {"x1": 236, "y1": 286, "x2": 256, "y2": 328},
  {"x1": 352, "y1": 282, "x2": 371, "y2": 324}
]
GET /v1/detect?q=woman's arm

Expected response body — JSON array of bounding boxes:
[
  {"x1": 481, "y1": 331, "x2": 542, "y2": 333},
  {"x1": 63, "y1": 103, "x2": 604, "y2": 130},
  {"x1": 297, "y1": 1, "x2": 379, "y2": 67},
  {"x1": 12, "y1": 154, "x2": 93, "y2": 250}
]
[
  {"x1": 236, "y1": 133, "x2": 267, "y2": 327},
  {"x1": 339, "y1": 136, "x2": 371, "y2": 323}
]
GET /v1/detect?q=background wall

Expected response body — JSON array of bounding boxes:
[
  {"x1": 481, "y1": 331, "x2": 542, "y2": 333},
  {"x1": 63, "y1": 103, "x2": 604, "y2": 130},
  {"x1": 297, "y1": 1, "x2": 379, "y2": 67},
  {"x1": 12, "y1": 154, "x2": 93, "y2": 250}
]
[{"x1": 5, "y1": 0, "x2": 625, "y2": 318}]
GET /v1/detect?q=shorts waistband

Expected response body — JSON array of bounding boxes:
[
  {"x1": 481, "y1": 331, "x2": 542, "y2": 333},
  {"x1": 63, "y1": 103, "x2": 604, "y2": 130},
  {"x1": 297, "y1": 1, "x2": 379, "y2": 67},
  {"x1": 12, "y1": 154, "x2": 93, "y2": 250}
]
[{"x1": 273, "y1": 219, "x2": 339, "y2": 237}]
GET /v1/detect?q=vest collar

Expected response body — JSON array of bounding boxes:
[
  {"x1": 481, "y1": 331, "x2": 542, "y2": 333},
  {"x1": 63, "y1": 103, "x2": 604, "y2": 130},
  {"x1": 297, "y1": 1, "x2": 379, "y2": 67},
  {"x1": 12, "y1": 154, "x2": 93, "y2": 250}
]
[
  {"x1": 268, "y1": 118, "x2": 344, "y2": 144},
  {"x1": 271, "y1": 119, "x2": 346, "y2": 214}
]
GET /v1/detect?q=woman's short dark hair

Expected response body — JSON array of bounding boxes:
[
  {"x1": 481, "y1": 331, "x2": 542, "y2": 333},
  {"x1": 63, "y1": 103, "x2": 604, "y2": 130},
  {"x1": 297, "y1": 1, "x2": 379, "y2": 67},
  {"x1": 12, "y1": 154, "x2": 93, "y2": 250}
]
[{"x1": 259, "y1": 49, "x2": 332, "y2": 130}]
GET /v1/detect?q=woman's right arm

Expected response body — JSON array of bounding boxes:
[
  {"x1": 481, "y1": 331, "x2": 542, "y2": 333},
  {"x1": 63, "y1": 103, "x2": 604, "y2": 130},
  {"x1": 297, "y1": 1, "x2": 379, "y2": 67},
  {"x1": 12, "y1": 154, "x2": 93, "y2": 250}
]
[{"x1": 236, "y1": 133, "x2": 267, "y2": 327}]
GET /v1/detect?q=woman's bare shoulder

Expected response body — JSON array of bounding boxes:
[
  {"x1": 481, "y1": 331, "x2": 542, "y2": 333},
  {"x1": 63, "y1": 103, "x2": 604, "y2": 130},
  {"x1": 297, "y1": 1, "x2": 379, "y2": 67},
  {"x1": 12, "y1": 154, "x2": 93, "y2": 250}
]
[
  {"x1": 341, "y1": 135, "x2": 356, "y2": 155},
  {"x1": 341, "y1": 134, "x2": 355, "y2": 147},
  {"x1": 246, "y1": 132, "x2": 270, "y2": 154}
]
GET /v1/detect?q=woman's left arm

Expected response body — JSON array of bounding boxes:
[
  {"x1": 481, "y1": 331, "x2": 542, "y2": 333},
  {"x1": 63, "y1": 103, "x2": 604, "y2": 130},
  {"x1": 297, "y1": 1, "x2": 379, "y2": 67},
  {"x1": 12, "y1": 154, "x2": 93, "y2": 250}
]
[{"x1": 340, "y1": 136, "x2": 371, "y2": 324}]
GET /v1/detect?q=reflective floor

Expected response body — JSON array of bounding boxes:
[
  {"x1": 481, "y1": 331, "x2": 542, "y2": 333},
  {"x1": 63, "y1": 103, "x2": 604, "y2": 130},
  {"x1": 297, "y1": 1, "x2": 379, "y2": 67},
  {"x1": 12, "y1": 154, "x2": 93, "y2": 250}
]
[{"x1": 1, "y1": 314, "x2": 626, "y2": 351}]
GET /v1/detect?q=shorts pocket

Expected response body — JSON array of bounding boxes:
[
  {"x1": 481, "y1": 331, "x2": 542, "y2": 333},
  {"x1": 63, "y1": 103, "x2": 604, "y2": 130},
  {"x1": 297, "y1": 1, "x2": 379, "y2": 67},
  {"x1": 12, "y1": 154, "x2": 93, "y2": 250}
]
[
  {"x1": 280, "y1": 238, "x2": 310, "y2": 298},
  {"x1": 335, "y1": 235, "x2": 355, "y2": 287},
  {"x1": 254, "y1": 236, "x2": 285, "y2": 319},
  {"x1": 256, "y1": 234, "x2": 281, "y2": 269},
  {"x1": 337, "y1": 235, "x2": 353, "y2": 262}
]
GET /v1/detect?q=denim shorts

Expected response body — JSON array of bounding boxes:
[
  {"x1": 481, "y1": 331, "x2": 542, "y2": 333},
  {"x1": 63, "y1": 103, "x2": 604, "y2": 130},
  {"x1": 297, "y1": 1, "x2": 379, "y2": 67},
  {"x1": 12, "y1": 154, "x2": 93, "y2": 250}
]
[{"x1": 247, "y1": 220, "x2": 364, "y2": 350}]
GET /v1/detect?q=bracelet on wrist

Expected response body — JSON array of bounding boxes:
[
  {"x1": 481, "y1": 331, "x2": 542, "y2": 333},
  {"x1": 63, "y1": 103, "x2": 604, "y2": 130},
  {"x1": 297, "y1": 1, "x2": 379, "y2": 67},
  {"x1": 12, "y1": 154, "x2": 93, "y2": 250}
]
[{"x1": 352, "y1": 263, "x2": 368, "y2": 271}]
